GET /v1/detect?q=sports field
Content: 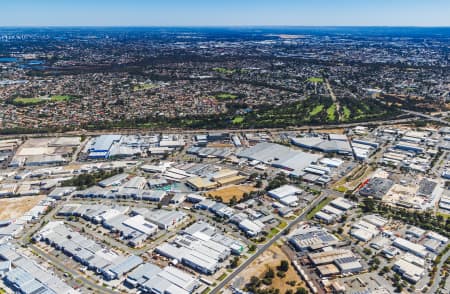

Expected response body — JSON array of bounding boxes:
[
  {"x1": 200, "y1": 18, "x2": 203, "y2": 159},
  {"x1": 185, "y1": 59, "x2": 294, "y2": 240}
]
[
  {"x1": 307, "y1": 77, "x2": 324, "y2": 83},
  {"x1": 13, "y1": 95, "x2": 72, "y2": 105}
]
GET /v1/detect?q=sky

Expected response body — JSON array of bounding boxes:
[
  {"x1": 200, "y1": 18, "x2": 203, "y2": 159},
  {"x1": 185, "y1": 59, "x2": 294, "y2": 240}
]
[{"x1": 1, "y1": 0, "x2": 449, "y2": 27}]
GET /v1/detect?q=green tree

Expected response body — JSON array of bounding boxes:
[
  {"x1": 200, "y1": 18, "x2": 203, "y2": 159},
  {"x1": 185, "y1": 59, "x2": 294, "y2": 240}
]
[{"x1": 277, "y1": 260, "x2": 289, "y2": 272}]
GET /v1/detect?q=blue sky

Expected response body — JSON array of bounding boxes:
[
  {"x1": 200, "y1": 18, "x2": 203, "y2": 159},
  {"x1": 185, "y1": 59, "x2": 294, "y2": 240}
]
[{"x1": 1, "y1": 0, "x2": 449, "y2": 27}]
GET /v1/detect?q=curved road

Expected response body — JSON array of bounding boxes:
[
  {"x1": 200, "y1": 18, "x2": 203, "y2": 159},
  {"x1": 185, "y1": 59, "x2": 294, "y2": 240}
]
[
  {"x1": 210, "y1": 193, "x2": 327, "y2": 294},
  {"x1": 428, "y1": 249, "x2": 450, "y2": 294}
]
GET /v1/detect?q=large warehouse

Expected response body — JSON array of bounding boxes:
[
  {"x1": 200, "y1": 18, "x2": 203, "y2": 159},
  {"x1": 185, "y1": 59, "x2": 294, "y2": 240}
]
[
  {"x1": 237, "y1": 142, "x2": 322, "y2": 176},
  {"x1": 87, "y1": 135, "x2": 123, "y2": 159}
]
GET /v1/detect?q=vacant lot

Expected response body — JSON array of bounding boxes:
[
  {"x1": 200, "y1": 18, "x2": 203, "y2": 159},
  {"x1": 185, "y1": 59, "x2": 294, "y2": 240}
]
[
  {"x1": 206, "y1": 185, "x2": 256, "y2": 203},
  {"x1": 232, "y1": 245, "x2": 305, "y2": 292},
  {"x1": 0, "y1": 195, "x2": 46, "y2": 220}
]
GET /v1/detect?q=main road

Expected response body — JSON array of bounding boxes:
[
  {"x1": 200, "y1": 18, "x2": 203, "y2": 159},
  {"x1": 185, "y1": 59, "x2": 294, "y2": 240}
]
[
  {"x1": 427, "y1": 249, "x2": 450, "y2": 294},
  {"x1": 210, "y1": 193, "x2": 328, "y2": 294},
  {"x1": 0, "y1": 116, "x2": 418, "y2": 140},
  {"x1": 401, "y1": 109, "x2": 450, "y2": 126}
]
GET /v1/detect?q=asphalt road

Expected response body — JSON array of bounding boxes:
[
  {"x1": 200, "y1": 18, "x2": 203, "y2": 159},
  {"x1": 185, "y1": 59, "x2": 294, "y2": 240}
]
[
  {"x1": 428, "y1": 249, "x2": 450, "y2": 294},
  {"x1": 402, "y1": 109, "x2": 450, "y2": 126},
  {"x1": 0, "y1": 117, "x2": 418, "y2": 140},
  {"x1": 210, "y1": 193, "x2": 327, "y2": 294}
]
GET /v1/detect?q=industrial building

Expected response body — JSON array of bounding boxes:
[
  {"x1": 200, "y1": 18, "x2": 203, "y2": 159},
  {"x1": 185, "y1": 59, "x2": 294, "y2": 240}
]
[
  {"x1": 288, "y1": 225, "x2": 339, "y2": 251},
  {"x1": 268, "y1": 185, "x2": 303, "y2": 207},
  {"x1": 35, "y1": 222, "x2": 143, "y2": 280},
  {"x1": 393, "y1": 254, "x2": 426, "y2": 283},
  {"x1": 87, "y1": 135, "x2": 123, "y2": 159},
  {"x1": 155, "y1": 221, "x2": 243, "y2": 275},
  {"x1": 393, "y1": 237, "x2": 428, "y2": 258},
  {"x1": 394, "y1": 142, "x2": 424, "y2": 154},
  {"x1": 359, "y1": 177, "x2": 394, "y2": 199},
  {"x1": 0, "y1": 244, "x2": 76, "y2": 294},
  {"x1": 291, "y1": 134, "x2": 353, "y2": 156},
  {"x1": 237, "y1": 142, "x2": 322, "y2": 176},
  {"x1": 126, "y1": 263, "x2": 199, "y2": 294},
  {"x1": 309, "y1": 249, "x2": 364, "y2": 276}
]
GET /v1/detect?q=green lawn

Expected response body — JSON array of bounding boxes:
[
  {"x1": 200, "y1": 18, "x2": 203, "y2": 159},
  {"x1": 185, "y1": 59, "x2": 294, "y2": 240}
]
[
  {"x1": 232, "y1": 116, "x2": 244, "y2": 124},
  {"x1": 309, "y1": 104, "x2": 324, "y2": 116},
  {"x1": 13, "y1": 95, "x2": 72, "y2": 105},
  {"x1": 306, "y1": 197, "x2": 332, "y2": 220},
  {"x1": 216, "y1": 93, "x2": 238, "y2": 100},
  {"x1": 326, "y1": 104, "x2": 337, "y2": 121},
  {"x1": 342, "y1": 106, "x2": 351, "y2": 120},
  {"x1": 217, "y1": 273, "x2": 227, "y2": 281},
  {"x1": 133, "y1": 83, "x2": 156, "y2": 91},
  {"x1": 267, "y1": 227, "x2": 280, "y2": 239},
  {"x1": 13, "y1": 97, "x2": 43, "y2": 104},
  {"x1": 277, "y1": 220, "x2": 288, "y2": 229},
  {"x1": 213, "y1": 67, "x2": 235, "y2": 74},
  {"x1": 307, "y1": 77, "x2": 324, "y2": 83}
]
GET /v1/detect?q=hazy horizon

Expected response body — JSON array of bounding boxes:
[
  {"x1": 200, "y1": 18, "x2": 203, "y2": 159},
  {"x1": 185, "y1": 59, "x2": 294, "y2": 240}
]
[{"x1": 1, "y1": 0, "x2": 449, "y2": 27}]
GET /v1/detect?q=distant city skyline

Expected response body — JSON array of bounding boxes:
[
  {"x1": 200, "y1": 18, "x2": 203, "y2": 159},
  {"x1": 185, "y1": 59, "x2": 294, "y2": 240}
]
[{"x1": 1, "y1": 0, "x2": 449, "y2": 27}]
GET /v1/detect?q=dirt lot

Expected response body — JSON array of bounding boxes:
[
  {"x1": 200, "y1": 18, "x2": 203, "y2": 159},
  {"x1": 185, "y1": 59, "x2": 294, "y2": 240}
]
[
  {"x1": 206, "y1": 185, "x2": 256, "y2": 203},
  {"x1": 317, "y1": 128, "x2": 345, "y2": 134},
  {"x1": 233, "y1": 245, "x2": 306, "y2": 292},
  {"x1": 0, "y1": 195, "x2": 46, "y2": 220}
]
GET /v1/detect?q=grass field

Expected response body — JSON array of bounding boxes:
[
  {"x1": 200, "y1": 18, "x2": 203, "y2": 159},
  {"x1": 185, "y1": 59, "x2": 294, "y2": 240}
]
[
  {"x1": 307, "y1": 77, "x2": 324, "y2": 83},
  {"x1": 306, "y1": 197, "x2": 332, "y2": 220},
  {"x1": 309, "y1": 104, "x2": 324, "y2": 116},
  {"x1": 206, "y1": 185, "x2": 256, "y2": 203},
  {"x1": 342, "y1": 106, "x2": 351, "y2": 120},
  {"x1": 232, "y1": 116, "x2": 244, "y2": 124},
  {"x1": 133, "y1": 83, "x2": 156, "y2": 91},
  {"x1": 213, "y1": 67, "x2": 235, "y2": 74},
  {"x1": 326, "y1": 104, "x2": 337, "y2": 121},
  {"x1": 267, "y1": 227, "x2": 280, "y2": 239},
  {"x1": 0, "y1": 195, "x2": 46, "y2": 220},
  {"x1": 13, "y1": 95, "x2": 72, "y2": 105},
  {"x1": 216, "y1": 93, "x2": 238, "y2": 100}
]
